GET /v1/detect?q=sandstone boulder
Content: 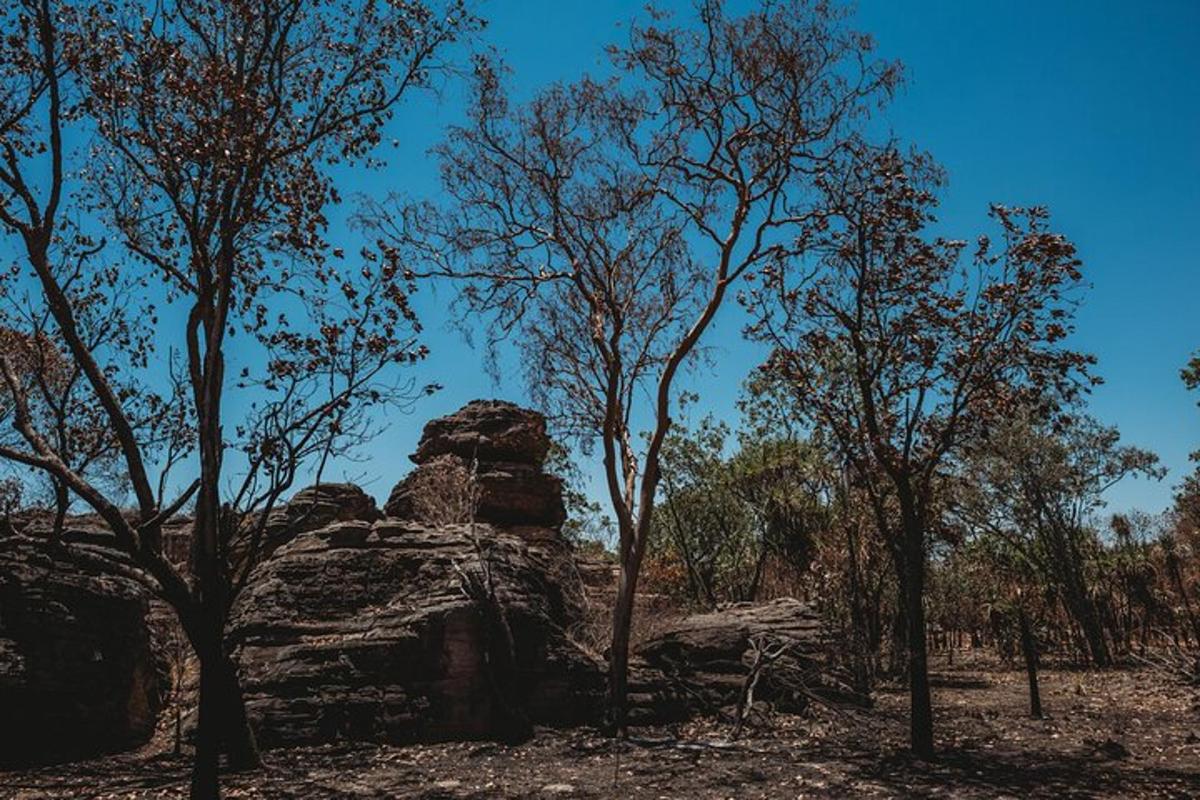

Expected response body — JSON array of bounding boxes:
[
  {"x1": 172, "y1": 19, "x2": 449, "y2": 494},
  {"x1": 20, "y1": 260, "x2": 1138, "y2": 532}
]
[
  {"x1": 0, "y1": 535, "x2": 163, "y2": 766},
  {"x1": 385, "y1": 458, "x2": 566, "y2": 529},
  {"x1": 411, "y1": 399, "x2": 552, "y2": 466},
  {"x1": 231, "y1": 483, "x2": 382, "y2": 569},
  {"x1": 228, "y1": 401, "x2": 601, "y2": 748},
  {"x1": 628, "y1": 598, "x2": 862, "y2": 724},
  {"x1": 227, "y1": 519, "x2": 603, "y2": 748},
  {"x1": 385, "y1": 401, "x2": 565, "y2": 529}
]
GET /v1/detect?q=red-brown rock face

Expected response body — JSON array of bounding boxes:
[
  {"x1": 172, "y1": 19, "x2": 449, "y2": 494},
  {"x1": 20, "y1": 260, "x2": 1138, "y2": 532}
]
[
  {"x1": 228, "y1": 401, "x2": 603, "y2": 748},
  {"x1": 384, "y1": 400, "x2": 566, "y2": 529}
]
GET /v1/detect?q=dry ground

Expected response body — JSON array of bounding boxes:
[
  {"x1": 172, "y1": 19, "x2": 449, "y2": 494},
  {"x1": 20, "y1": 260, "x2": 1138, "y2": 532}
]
[{"x1": 3, "y1": 653, "x2": 1199, "y2": 799}]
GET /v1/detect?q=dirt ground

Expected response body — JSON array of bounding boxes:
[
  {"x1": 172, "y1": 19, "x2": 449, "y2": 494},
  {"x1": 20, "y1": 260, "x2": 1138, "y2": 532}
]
[{"x1": 4, "y1": 653, "x2": 1199, "y2": 799}]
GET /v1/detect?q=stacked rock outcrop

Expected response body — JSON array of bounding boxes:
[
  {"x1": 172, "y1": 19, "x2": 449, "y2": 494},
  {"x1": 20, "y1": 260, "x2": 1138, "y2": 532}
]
[
  {"x1": 227, "y1": 400, "x2": 604, "y2": 748},
  {"x1": 0, "y1": 535, "x2": 163, "y2": 766},
  {"x1": 385, "y1": 400, "x2": 566, "y2": 529},
  {"x1": 0, "y1": 398, "x2": 861, "y2": 765}
]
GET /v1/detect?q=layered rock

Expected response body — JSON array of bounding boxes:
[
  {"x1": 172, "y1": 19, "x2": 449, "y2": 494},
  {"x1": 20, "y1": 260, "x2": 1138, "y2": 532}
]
[
  {"x1": 0, "y1": 535, "x2": 163, "y2": 766},
  {"x1": 228, "y1": 520, "x2": 603, "y2": 747},
  {"x1": 6, "y1": 509, "x2": 193, "y2": 567},
  {"x1": 628, "y1": 598, "x2": 864, "y2": 724},
  {"x1": 410, "y1": 400, "x2": 552, "y2": 465},
  {"x1": 384, "y1": 400, "x2": 565, "y2": 529},
  {"x1": 228, "y1": 401, "x2": 604, "y2": 748},
  {"x1": 229, "y1": 483, "x2": 382, "y2": 570}
]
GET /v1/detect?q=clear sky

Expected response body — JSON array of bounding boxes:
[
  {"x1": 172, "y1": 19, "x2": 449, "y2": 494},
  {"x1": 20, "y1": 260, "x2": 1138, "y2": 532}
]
[{"x1": 314, "y1": 0, "x2": 1200, "y2": 516}]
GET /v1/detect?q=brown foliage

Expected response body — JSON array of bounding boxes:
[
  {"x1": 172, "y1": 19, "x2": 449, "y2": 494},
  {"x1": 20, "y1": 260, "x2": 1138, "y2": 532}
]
[{"x1": 366, "y1": 0, "x2": 898, "y2": 731}]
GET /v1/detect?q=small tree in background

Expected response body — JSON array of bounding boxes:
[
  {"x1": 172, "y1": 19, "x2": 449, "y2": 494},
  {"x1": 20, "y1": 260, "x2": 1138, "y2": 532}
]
[
  {"x1": 1178, "y1": 352, "x2": 1200, "y2": 534},
  {"x1": 1152, "y1": 353, "x2": 1200, "y2": 654},
  {"x1": 651, "y1": 411, "x2": 829, "y2": 607},
  {"x1": 952, "y1": 414, "x2": 1163, "y2": 666}
]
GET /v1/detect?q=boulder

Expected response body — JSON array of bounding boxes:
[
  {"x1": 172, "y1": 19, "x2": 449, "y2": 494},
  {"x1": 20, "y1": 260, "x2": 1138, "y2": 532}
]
[
  {"x1": 573, "y1": 551, "x2": 618, "y2": 592},
  {"x1": 0, "y1": 535, "x2": 163, "y2": 766},
  {"x1": 228, "y1": 402, "x2": 600, "y2": 748},
  {"x1": 410, "y1": 399, "x2": 552, "y2": 466},
  {"x1": 384, "y1": 401, "x2": 565, "y2": 530},
  {"x1": 231, "y1": 483, "x2": 382, "y2": 569},
  {"x1": 385, "y1": 458, "x2": 566, "y2": 529},
  {"x1": 227, "y1": 519, "x2": 603, "y2": 748},
  {"x1": 628, "y1": 598, "x2": 863, "y2": 724},
  {"x1": 9, "y1": 510, "x2": 120, "y2": 548}
]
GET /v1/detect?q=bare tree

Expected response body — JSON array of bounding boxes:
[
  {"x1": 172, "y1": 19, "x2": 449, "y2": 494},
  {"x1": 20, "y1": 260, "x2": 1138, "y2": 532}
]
[
  {"x1": 0, "y1": 236, "x2": 190, "y2": 542},
  {"x1": 366, "y1": 0, "x2": 897, "y2": 732},
  {"x1": 0, "y1": 1, "x2": 478, "y2": 797},
  {"x1": 746, "y1": 144, "x2": 1098, "y2": 757}
]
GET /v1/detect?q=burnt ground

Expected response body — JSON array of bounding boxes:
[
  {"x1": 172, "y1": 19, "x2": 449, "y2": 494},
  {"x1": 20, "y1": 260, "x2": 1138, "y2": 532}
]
[{"x1": 3, "y1": 653, "x2": 1199, "y2": 799}]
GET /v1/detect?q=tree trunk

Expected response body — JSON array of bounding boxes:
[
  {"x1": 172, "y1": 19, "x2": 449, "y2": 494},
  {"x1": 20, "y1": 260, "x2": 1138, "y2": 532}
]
[
  {"x1": 191, "y1": 641, "x2": 222, "y2": 800},
  {"x1": 1168, "y1": 553, "x2": 1200, "y2": 646},
  {"x1": 845, "y1": 522, "x2": 872, "y2": 694},
  {"x1": 1017, "y1": 604, "x2": 1042, "y2": 718},
  {"x1": 1065, "y1": 586, "x2": 1111, "y2": 667},
  {"x1": 607, "y1": 556, "x2": 638, "y2": 736},
  {"x1": 901, "y1": 522, "x2": 934, "y2": 759},
  {"x1": 1049, "y1": 528, "x2": 1110, "y2": 668},
  {"x1": 889, "y1": 580, "x2": 909, "y2": 679},
  {"x1": 50, "y1": 479, "x2": 69, "y2": 546},
  {"x1": 188, "y1": 615, "x2": 260, "y2": 799}
]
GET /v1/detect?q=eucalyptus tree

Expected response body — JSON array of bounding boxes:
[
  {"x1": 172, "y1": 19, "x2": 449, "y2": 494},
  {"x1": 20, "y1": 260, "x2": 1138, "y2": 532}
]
[
  {"x1": 747, "y1": 144, "x2": 1098, "y2": 756},
  {"x1": 0, "y1": 1, "x2": 478, "y2": 796},
  {"x1": 366, "y1": 0, "x2": 899, "y2": 731}
]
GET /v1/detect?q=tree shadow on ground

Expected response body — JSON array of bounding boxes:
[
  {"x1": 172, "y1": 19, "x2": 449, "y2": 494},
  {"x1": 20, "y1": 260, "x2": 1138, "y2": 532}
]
[
  {"x1": 928, "y1": 672, "x2": 992, "y2": 690},
  {"x1": 849, "y1": 744, "x2": 1200, "y2": 798},
  {"x1": 1, "y1": 753, "x2": 191, "y2": 796}
]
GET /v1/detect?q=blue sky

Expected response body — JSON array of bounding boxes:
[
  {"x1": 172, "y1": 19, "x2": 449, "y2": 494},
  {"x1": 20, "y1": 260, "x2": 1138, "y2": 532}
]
[
  {"x1": 329, "y1": 0, "x2": 1199, "y2": 517},
  {"x1": 0, "y1": 2, "x2": 1193, "y2": 524}
]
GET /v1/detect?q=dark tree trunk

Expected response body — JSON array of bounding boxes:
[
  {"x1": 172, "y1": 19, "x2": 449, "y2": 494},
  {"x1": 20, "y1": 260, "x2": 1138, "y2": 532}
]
[
  {"x1": 845, "y1": 522, "x2": 872, "y2": 694},
  {"x1": 50, "y1": 479, "x2": 69, "y2": 546},
  {"x1": 187, "y1": 607, "x2": 260, "y2": 799},
  {"x1": 1065, "y1": 587, "x2": 1111, "y2": 667},
  {"x1": 1048, "y1": 527, "x2": 1111, "y2": 667},
  {"x1": 1168, "y1": 553, "x2": 1200, "y2": 646},
  {"x1": 1017, "y1": 604, "x2": 1043, "y2": 718},
  {"x1": 191, "y1": 637, "x2": 222, "y2": 800},
  {"x1": 901, "y1": 526, "x2": 934, "y2": 759},
  {"x1": 889, "y1": 582, "x2": 909, "y2": 680}
]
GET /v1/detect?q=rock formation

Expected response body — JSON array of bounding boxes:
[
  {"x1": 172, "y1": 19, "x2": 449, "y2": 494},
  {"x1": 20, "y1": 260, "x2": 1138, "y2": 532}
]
[
  {"x1": 0, "y1": 398, "x2": 861, "y2": 764},
  {"x1": 229, "y1": 482, "x2": 382, "y2": 571},
  {"x1": 385, "y1": 400, "x2": 566, "y2": 529},
  {"x1": 628, "y1": 598, "x2": 865, "y2": 724},
  {"x1": 0, "y1": 535, "x2": 163, "y2": 766},
  {"x1": 227, "y1": 400, "x2": 604, "y2": 748}
]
